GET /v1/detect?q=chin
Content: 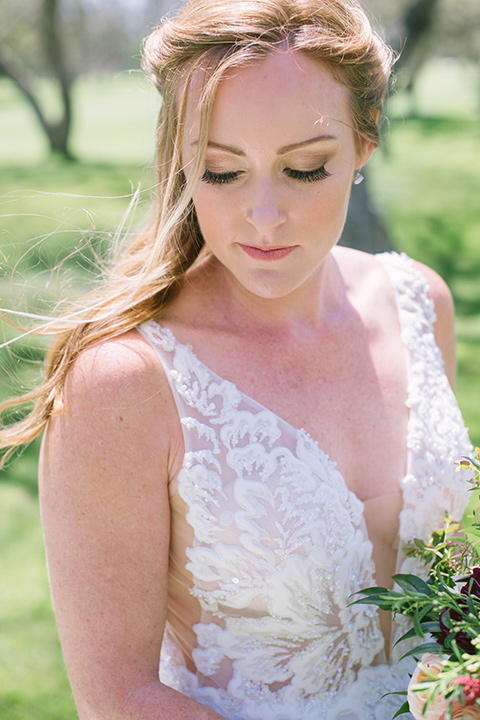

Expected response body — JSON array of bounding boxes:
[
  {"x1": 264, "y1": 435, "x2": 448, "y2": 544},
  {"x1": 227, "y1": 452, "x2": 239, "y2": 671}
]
[{"x1": 240, "y1": 275, "x2": 310, "y2": 301}]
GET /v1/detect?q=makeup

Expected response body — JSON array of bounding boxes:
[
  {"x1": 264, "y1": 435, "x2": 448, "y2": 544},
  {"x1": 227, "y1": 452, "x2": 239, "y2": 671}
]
[{"x1": 239, "y1": 244, "x2": 297, "y2": 261}]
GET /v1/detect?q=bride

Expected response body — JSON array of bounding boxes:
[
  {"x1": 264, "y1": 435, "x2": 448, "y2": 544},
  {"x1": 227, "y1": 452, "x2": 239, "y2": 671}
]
[{"x1": 1, "y1": 1, "x2": 471, "y2": 718}]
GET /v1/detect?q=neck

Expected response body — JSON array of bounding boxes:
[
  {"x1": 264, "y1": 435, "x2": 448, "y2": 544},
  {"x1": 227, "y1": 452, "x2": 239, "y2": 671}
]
[{"x1": 193, "y1": 250, "x2": 348, "y2": 334}]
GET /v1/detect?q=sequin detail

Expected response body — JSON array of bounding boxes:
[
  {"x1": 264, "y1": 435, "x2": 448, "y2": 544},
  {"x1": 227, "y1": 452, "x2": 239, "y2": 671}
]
[{"x1": 137, "y1": 252, "x2": 471, "y2": 720}]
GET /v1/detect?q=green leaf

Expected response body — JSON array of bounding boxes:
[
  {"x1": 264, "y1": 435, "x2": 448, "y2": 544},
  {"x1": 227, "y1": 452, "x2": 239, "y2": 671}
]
[
  {"x1": 351, "y1": 597, "x2": 397, "y2": 611},
  {"x1": 392, "y1": 701, "x2": 411, "y2": 719},
  {"x1": 418, "y1": 604, "x2": 437, "y2": 625},
  {"x1": 413, "y1": 608, "x2": 425, "y2": 637},
  {"x1": 349, "y1": 588, "x2": 403, "y2": 611},
  {"x1": 350, "y1": 586, "x2": 390, "y2": 598},
  {"x1": 465, "y1": 593, "x2": 480, "y2": 616},
  {"x1": 442, "y1": 612, "x2": 452, "y2": 630},
  {"x1": 381, "y1": 692, "x2": 408, "y2": 698},
  {"x1": 399, "y1": 642, "x2": 443, "y2": 661},
  {"x1": 394, "y1": 622, "x2": 440, "y2": 646},
  {"x1": 451, "y1": 639, "x2": 464, "y2": 662},
  {"x1": 437, "y1": 583, "x2": 460, "y2": 601},
  {"x1": 393, "y1": 574, "x2": 433, "y2": 596},
  {"x1": 467, "y1": 457, "x2": 480, "y2": 471}
]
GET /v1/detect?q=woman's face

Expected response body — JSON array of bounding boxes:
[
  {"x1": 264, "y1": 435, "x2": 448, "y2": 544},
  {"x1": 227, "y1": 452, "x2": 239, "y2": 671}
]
[{"x1": 182, "y1": 50, "x2": 374, "y2": 301}]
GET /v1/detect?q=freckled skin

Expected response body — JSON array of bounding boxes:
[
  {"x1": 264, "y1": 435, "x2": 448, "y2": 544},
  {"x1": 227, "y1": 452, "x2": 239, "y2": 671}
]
[
  {"x1": 38, "y1": 48, "x2": 458, "y2": 720},
  {"x1": 182, "y1": 51, "x2": 374, "y2": 304}
]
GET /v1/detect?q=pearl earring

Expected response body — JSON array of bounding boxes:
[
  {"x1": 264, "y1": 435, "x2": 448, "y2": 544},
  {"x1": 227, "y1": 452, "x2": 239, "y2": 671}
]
[{"x1": 353, "y1": 170, "x2": 364, "y2": 185}]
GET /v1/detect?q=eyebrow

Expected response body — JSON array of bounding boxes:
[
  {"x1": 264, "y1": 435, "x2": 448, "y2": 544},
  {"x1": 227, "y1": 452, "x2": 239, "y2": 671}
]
[
  {"x1": 278, "y1": 135, "x2": 337, "y2": 154},
  {"x1": 190, "y1": 134, "x2": 337, "y2": 157}
]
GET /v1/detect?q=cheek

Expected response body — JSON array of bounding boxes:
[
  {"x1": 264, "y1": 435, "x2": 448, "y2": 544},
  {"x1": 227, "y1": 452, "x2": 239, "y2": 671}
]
[
  {"x1": 192, "y1": 177, "x2": 352, "y2": 240},
  {"x1": 193, "y1": 188, "x2": 239, "y2": 234},
  {"x1": 300, "y1": 180, "x2": 352, "y2": 225}
]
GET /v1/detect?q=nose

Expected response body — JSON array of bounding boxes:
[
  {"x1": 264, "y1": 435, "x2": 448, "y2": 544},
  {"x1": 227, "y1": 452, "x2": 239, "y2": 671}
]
[{"x1": 245, "y1": 183, "x2": 287, "y2": 233}]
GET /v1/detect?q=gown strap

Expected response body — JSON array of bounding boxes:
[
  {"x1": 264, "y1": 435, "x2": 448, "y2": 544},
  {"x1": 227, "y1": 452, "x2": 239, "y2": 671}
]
[
  {"x1": 375, "y1": 251, "x2": 441, "y2": 367},
  {"x1": 375, "y1": 251, "x2": 471, "y2": 543}
]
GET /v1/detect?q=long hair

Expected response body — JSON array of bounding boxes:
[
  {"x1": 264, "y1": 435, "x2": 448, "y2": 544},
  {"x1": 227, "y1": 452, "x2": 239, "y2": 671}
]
[{"x1": 0, "y1": 0, "x2": 395, "y2": 460}]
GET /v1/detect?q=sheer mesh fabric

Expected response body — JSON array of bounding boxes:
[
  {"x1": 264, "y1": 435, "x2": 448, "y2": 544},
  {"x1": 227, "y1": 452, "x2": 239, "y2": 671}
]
[{"x1": 136, "y1": 252, "x2": 472, "y2": 720}]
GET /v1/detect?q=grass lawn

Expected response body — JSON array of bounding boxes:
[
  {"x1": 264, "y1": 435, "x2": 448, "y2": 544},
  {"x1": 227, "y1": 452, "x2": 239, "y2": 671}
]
[
  {"x1": 0, "y1": 60, "x2": 479, "y2": 718},
  {"x1": 369, "y1": 59, "x2": 480, "y2": 442}
]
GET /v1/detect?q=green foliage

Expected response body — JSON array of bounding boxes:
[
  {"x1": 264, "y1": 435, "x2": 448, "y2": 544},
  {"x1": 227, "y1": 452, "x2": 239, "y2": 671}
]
[
  {"x1": 0, "y1": 483, "x2": 77, "y2": 719},
  {"x1": 353, "y1": 456, "x2": 480, "y2": 716},
  {"x1": 0, "y1": 61, "x2": 479, "y2": 718},
  {"x1": 353, "y1": 506, "x2": 480, "y2": 716},
  {"x1": 369, "y1": 58, "x2": 480, "y2": 444}
]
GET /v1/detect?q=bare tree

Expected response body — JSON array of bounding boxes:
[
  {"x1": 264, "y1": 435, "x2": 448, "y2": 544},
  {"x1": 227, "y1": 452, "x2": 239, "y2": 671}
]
[
  {"x1": 341, "y1": 178, "x2": 393, "y2": 253},
  {"x1": 395, "y1": 0, "x2": 443, "y2": 95},
  {"x1": 0, "y1": 0, "x2": 74, "y2": 158},
  {"x1": 341, "y1": 0, "x2": 443, "y2": 252}
]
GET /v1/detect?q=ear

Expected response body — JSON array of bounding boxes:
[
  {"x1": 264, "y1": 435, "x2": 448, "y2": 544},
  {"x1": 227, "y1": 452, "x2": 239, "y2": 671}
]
[
  {"x1": 356, "y1": 108, "x2": 381, "y2": 169},
  {"x1": 357, "y1": 139, "x2": 375, "y2": 169}
]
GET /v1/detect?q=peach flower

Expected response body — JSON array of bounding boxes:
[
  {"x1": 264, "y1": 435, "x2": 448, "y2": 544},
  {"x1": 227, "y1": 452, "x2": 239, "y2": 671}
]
[
  {"x1": 441, "y1": 702, "x2": 480, "y2": 719},
  {"x1": 408, "y1": 654, "x2": 449, "y2": 720}
]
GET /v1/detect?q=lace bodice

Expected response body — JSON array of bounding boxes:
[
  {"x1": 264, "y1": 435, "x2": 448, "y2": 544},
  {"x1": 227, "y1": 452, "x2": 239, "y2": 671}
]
[{"x1": 136, "y1": 252, "x2": 472, "y2": 720}]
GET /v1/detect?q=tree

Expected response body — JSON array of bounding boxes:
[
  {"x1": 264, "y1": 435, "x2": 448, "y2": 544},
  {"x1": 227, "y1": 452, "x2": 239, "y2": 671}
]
[
  {"x1": 341, "y1": 0, "x2": 444, "y2": 252},
  {"x1": 341, "y1": 178, "x2": 393, "y2": 253},
  {"x1": 0, "y1": 0, "x2": 74, "y2": 158}
]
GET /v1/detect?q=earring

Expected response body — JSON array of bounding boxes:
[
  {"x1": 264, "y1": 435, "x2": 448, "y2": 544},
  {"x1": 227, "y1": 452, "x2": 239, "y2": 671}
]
[{"x1": 353, "y1": 170, "x2": 364, "y2": 185}]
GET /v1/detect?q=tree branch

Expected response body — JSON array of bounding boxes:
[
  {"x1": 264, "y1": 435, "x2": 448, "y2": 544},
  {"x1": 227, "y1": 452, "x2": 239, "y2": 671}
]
[
  {"x1": 0, "y1": 48, "x2": 53, "y2": 138},
  {"x1": 396, "y1": 0, "x2": 442, "y2": 69}
]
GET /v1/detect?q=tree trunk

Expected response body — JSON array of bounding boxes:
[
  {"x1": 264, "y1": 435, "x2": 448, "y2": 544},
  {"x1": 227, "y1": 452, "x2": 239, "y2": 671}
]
[
  {"x1": 396, "y1": 0, "x2": 442, "y2": 69},
  {"x1": 42, "y1": 0, "x2": 73, "y2": 156},
  {"x1": 394, "y1": 0, "x2": 443, "y2": 97},
  {"x1": 340, "y1": 174, "x2": 394, "y2": 253},
  {"x1": 0, "y1": 0, "x2": 74, "y2": 158},
  {"x1": 341, "y1": 0, "x2": 443, "y2": 253}
]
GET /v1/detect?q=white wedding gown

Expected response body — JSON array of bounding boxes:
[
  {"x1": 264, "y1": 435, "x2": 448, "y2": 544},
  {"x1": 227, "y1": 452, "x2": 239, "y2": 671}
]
[{"x1": 137, "y1": 252, "x2": 472, "y2": 720}]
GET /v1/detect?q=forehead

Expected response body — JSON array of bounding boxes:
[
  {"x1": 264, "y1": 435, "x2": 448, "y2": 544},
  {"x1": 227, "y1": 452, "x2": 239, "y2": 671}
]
[{"x1": 183, "y1": 50, "x2": 353, "y2": 148}]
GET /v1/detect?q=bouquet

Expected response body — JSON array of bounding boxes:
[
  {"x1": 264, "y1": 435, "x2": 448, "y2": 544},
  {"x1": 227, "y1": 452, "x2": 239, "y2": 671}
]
[{"x1": 353, "y1": 450, "x2": 480, "y2": 720}]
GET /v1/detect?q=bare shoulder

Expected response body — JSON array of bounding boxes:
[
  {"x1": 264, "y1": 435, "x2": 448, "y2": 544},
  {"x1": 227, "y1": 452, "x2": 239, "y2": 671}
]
[
  {"x1": 63, "y1": 328, "x2": 167, "y2": 407},
  {"x1": 332, "y1": 248, "x2": 457, "y2": 386},
  {"x1": 334, "y1": 246, "x2": 454, "y2": 323},
  {"x1": 39, "y1": 328, "x2": 181, "y2": 716},
  {"x1": 41, "y1": 327, "x2": 181, "y2": 489},
  {"x1": 332, "y1": 246, "x2": 392, "y2": 298}
]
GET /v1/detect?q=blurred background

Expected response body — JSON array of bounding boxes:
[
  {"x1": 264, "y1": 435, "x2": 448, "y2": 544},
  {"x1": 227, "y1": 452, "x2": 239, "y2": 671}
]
[{"x1": 0, "y1": 0, "x2": 479, "y2": 717}]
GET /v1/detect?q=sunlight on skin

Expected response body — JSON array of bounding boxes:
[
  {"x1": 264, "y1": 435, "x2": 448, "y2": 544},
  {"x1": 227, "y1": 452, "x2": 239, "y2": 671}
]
[{"x1": 181, "y1": 50, "x2": 375, "y2": 320}]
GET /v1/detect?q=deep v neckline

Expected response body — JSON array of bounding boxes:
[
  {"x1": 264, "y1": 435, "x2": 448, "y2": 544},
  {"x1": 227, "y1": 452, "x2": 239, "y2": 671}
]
[
  {"x1": 136, "y1": 254, "x2": 473, "y2": 704},
  {"x1": 146, "y1": 317, "x2": 410, "y2": 661},
  {"x1": 150, "y1": 318, "x2": 412, "y2": 512},
  {"x1": 147, "y1": 253, "x2": 416, "y2": 519}
]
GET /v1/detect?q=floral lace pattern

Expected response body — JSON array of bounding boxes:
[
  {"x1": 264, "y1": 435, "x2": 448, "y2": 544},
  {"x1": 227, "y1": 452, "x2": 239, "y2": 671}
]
[{"x1": 137, "y1": 252, "x2": 472, "y2": 720}]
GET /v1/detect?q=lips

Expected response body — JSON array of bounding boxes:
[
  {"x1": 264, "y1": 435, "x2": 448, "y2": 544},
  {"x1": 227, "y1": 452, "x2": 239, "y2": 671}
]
[{"x1": 239, "y1": 244, "x2": 297, "y2": 261}]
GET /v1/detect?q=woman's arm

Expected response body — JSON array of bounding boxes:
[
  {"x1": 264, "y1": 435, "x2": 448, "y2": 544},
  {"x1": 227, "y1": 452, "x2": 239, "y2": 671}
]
[
  {"x1": 39, "y1": 330, "x2": 224, "y2": 720},
  {"x1": 414, "y1": 261, "x2": 457, "y2": 389}
]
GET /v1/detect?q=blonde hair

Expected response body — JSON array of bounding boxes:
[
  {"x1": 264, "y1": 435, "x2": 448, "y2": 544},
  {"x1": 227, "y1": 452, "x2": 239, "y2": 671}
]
[{"x1": 0, "y1": 0, "x2": 395, "y2": 460}]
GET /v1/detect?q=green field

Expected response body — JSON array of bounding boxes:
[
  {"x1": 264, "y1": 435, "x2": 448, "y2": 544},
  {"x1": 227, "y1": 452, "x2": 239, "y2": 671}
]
[{"x1": 1, "y1": 60, "x2": 479, "y2": 718}]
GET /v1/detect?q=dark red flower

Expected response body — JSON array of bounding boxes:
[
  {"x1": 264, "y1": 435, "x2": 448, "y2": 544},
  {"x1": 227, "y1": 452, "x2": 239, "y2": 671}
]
[
  {"x1": 437, "y1": 568, "x2": 480, "y2": 654},
  {"x1": 461, "y1": 568, "x2": 480, "y2": 600}
]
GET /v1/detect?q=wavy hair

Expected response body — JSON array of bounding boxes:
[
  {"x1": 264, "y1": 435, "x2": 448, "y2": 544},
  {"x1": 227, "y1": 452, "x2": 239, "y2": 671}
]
[{"x1": 0, "y1": 0, "x2": 395, "y2": 460}]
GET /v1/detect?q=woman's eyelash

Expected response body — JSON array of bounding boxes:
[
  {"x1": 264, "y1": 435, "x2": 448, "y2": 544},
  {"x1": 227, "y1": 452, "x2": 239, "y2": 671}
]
[
  {"x1": 201, "y1": 169, "x2": 240, "y2": 185},
  {"x1": 201, "y1": 165, "x2": 331, "y2": 185},
  {"x1": 284, "y1": 166, "x2": 331, "y2": 182}
]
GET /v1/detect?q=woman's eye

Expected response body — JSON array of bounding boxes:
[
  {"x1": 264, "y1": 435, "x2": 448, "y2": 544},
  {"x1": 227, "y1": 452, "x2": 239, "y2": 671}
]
[
  {"x1": 201, "y1": 169, "x2": 240, "y2": 185},
  {"x1": 284, "y1": 166, "x2": 331, "y2": 183},
  {"x1": 201, "y1": 165, "x2": 331, "y2": 185}
]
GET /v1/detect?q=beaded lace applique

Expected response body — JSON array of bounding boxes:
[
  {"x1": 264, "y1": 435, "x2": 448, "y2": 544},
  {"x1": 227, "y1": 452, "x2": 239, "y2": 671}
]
[{"x1": 137, "y1": 252, "x2": 471, "y2": 720}]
